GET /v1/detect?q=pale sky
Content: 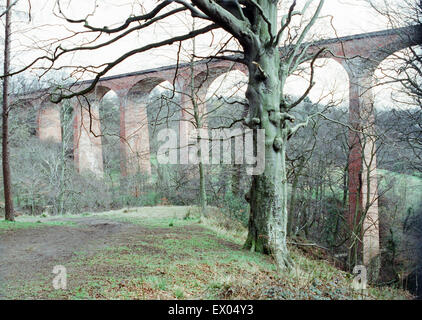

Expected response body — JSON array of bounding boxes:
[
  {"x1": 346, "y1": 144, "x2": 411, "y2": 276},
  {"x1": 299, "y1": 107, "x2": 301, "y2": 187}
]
[
  {"x1": 5, "y1": 0, "x2": 391, "y2": 73},
  {"x1": 2, "y1": 0, "x2": 412, "y2": 108}
]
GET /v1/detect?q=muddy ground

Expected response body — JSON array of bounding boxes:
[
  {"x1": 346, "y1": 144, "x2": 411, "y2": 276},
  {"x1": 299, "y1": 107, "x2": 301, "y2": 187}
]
[
  {"x1": 0, "y1": 216, "x2": 175, "y2": 297},
  {"x1": 0, "y1": 218, "x2": 125, "y2": 291},
  {"x1": 0, "y1": 210, "x2": 239, "y2": 299}
]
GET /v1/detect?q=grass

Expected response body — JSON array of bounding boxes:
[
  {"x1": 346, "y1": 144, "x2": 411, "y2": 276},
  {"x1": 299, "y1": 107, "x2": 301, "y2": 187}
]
[
  {"x1": 2, "y1": 206, "x2": 413, "y2": 300},
  {"x1": 314, "y1": 167, "x2": 422, "y2": 210},
  {"x1": 0, "y1": 219, "x2": 76, "y2": 233},
  {"x1": 378, "y1": 169, "x2": 422, "y2": 212}
]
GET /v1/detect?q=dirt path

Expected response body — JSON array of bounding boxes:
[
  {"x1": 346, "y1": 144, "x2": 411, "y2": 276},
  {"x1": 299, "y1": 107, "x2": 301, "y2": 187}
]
[{"x1": 0, "y1": 207, "x2": 190, "y2": 285}]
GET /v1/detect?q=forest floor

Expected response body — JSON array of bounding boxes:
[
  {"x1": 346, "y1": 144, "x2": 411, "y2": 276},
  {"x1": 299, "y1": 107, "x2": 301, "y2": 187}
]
[{"x1": 0, "y1": 206, "x2": 413, "y2": 300}]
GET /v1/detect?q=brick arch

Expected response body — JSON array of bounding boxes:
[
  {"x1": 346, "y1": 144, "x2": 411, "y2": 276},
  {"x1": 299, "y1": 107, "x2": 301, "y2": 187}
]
[
  {"x1": 204, "y1": 68, "x2": 248, "y2": 100},
  {"x1": 177, "y1": 61, "x2": 248, "y2": 164},
  {"x1": 369, "y1": 31, "x2": 422, "y2": 69},
  {"x1": 372, "y1": 46, "x2": 420, "y2": 109},
  {"x1": 184, "y1": 64, "x2": 246, "y2": 112},
  {"x1": 143, "y1": 79, "x2": 179, "y2": 125},
  {"x1": 127, "y1": 77, "x2": 173, "y2": 98},
  {"x1": 93, "y1": 85, "x2": 116, "y2": 101},
  {"x1": 285, "y1": 56, "x2": 350, "y2": 107},
  {"x1": 302, "y1": 26, "x2": 421, "y2": 65},
  {"x1": 192, "y1": 62, "x2": 246, "y2": 92}
]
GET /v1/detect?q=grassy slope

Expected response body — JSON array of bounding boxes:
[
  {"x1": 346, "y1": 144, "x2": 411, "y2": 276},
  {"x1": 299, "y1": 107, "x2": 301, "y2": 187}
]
[
  {"x1": 377, "y1": 169, "x2": 422, "y2": 212},
  {"x1": 2, "y1": 206, "x2": 412, "y2": 300}
]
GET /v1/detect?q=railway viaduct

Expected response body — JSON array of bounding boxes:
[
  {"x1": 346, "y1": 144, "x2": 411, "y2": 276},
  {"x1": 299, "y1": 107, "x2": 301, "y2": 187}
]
[{"x1": 26, "y1": 25, "x2": 422, "y2": 266}]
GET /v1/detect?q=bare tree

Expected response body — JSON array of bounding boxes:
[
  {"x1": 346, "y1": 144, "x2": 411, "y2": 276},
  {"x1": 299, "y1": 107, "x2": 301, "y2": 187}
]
[
  {"x1": 2, "y1": 0, "x2": 328, "y2": 269},
  {"x1": 2, "y1": 0, "x2": 15, "y2": 221}
]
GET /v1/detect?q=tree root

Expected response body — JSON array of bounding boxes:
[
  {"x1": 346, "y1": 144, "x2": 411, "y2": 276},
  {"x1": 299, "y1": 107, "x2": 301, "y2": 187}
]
[{"x1": 273, "y1": 249, "x2": 294, "y2": 272}]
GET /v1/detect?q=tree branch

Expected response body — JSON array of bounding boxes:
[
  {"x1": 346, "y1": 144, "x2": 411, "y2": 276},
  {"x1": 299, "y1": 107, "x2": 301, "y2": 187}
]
[
  {"x1": 288, "y1": 47, "x2": 325, "y2": 110},
  {"x1": 192, "y1": 0, "x2": 255, "y2": 48},
  {"x1": 274, "y1": 0, "x2": 297, "y2": 46},
  {"x1": 51, "y1": 23, "x2": 219, "y2": 103}
]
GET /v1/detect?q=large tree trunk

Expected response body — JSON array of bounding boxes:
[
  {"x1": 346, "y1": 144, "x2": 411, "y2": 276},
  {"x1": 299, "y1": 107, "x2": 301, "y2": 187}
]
[
  {"x1": 243, "y1": 48, "x2": 292, "y2": 269},
  {"x1": 2, "y1": 0, "x2": 14, "y2": 222},
  {"x1": 190, "y1": 0, "x2": 324, "y2": 270},
  {"x1": 244, "y1": 140, "x2": 292, "y2": 268}
]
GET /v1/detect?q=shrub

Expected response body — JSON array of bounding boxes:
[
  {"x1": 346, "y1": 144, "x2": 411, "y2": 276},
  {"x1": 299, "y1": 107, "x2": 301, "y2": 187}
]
[{"x1": 221, "y1": 190, "x2": 249, "y2": 227}]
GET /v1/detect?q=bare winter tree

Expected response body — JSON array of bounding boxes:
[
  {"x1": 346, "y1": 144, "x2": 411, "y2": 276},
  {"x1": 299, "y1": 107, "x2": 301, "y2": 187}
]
[
  {"x1": 2, "y1": 0, "x2": 328, "y2": 269},
  {"x1": 2, "y1": 0, "x2": 15, "y2": 221},
  {"x1": 1, "y1": 0, "x2": 34, "y2": 220}
]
